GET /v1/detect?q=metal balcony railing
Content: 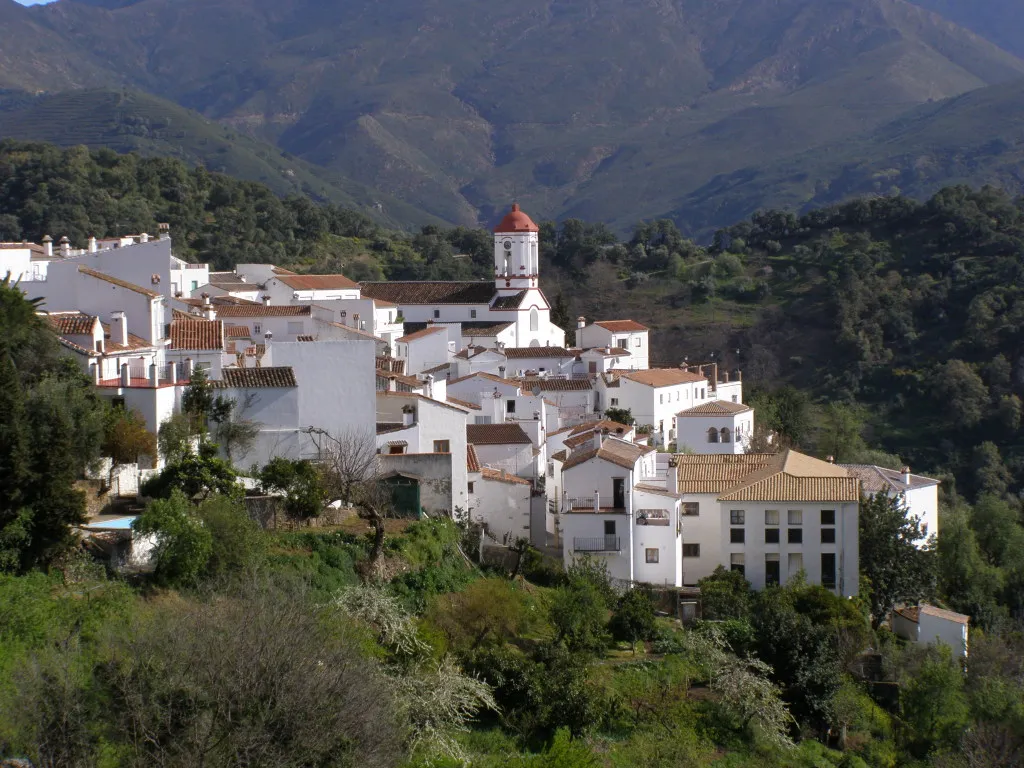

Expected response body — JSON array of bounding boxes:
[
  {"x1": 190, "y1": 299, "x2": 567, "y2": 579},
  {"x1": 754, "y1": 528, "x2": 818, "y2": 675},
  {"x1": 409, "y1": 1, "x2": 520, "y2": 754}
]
[{"x1": 573, "y1": 536, "x2": 621, "y2": 552}]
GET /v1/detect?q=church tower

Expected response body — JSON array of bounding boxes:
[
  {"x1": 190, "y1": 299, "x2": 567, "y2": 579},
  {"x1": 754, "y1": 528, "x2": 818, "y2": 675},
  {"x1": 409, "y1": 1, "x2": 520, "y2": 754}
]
[{"x1": 493, "y1": 203, "x2": 540, "y2": 294}]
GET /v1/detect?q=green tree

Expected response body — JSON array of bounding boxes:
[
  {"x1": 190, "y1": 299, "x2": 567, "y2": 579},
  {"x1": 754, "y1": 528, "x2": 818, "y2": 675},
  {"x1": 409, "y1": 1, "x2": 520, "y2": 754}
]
[
  {"x1": 603, "y1": 407, "x2": 635, "y2": 426},
  {"x1": 900, "y1": 646, "x2": 969, "y2": 756},
  {"x1": 698, "y1": 566, "x2": 751, "y2": 620},
  {"x1": 141, "y1": 441, "x2": 240, "y2": 501},
  {"x1": 815, "y1": 402, "x2": 867, "y2": 462},
  {"x1": 134, "y1": 489, "x2": 213, "y2": 587},
  {"x1": 859, "y1": 493, "x2": 936, "y2": 628},
  {"x1": 101, "y1": 407, "x2": 157, "y2": 483},
  {"x1": 608, "y1": 587, "x2": 657, "y2": 654},
  {"x1": 196, "y1": 495, "x2": 265, "y2": 579},
  {"x1": 937, "y1": 501, "x2": 1006, "y2": 628},
  {"x1": 181, "y1": 366, "x2": 214, "y2": 432},
  {"x1": 970, "y1": 495, "x2": 1024, "y2": 568},
  {"x1": 932, "y1": 360, "x2": 988, "y2": 430},
  {"x1": 259, "y1": 457, "x2": 328, "y2": 519},
  {"x1": 549, "y1": 580, "x2": 609, "y2": 654}
]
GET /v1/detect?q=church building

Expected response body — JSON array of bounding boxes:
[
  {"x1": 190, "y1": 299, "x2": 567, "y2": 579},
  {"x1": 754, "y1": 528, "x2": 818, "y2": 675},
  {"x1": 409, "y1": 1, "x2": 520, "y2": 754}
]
[{"x1": 361, "y1": 204, "x2": 566, "y2": 348}]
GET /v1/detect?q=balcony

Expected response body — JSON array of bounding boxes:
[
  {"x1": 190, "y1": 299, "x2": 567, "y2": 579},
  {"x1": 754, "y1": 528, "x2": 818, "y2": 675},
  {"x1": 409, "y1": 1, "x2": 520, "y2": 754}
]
[
  {"x1": 636, "y1": 509, "x2": 671, "y2": 526},
  {"x1": 573, "y1": 536, "x2": 621, "y2": 553},
  {"x1": 96, "y1": 362, "x2": 190, "y2": 389}
]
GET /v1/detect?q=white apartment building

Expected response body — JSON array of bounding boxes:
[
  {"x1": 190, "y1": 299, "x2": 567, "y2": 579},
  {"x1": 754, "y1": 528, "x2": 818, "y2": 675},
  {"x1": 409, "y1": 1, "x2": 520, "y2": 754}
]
[
  {"x1": 601, "y1": 368, "x2": 711, "y2": 447},
  {"x1": 673, "y1": 451, "x2": 860, "y2": 595},
  {"x1": 675, "y1": 400, "x2": 755, "y2": 454},
  {"x1": 559, "y1": 434, "x2": 682, "y2": 586},
  {"x1": 576, "y1": 318, "x2": 650, "y2": 369},
  {"x1": 841, "y1": 464, "x2": 940, "y2": 544}
]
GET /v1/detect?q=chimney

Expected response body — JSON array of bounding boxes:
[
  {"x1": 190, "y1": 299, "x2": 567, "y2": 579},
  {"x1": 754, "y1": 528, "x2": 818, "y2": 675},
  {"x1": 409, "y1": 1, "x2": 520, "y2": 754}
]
[
  {"x1": 498, "y1": 365, "x2": 506, "y2": 378},
  {"x1": 158, "y1": 222, "x2": 170, "y2": 240},
  {"x1": 261, "y1": 294, "x2": 271, "y2": 306},
  {"x1": 577, "y1": 316, "x2": 586, "y2": 330},
  {"x1": 202, "y1": 294, "x2": 216, "y2": 321},
  {"x1": 902, "y1": 466, "x2": 911, "y2": 485},
  {"x1": 184, "y1": 357, "x2": 195, "y2": 381},
  {"x1": 387, "y1": 375, "x2": 397, "y2": 392},
  {"x1": 91, "y1": 362, "x2": 101, "y2": 385},
  {"x1": 59, "y1": 236, "x2": 70, "y2": 258},
  {"x1": 88, "y1": 236, "x2": 98, "y2": 253},
  {"x1": 826, "y1": 455, "x2": 835, "y2": 464},
  {"x1": 425, "y1": 373, "x2": 434, "y2": 399},
  {"x1": 140, "y1": 232, "x2": 150, "y2": 243},
  {"x1": 110, "y1": 311, "x2": 129, "y2": 347},
  {"x1": 402, "y1": 405, "x2": 415, "y2": 427},
  {"x1": 592, "y1": 429, "x2": 604, "y2": 452},
  {"x1": 42, "y1": 235, "x2": 53, "y2": 258}
]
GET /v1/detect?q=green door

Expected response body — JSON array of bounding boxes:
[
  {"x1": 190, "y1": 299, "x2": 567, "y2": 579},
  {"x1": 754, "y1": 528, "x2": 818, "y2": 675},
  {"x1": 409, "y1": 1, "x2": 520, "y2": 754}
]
[{"x1": 385, "y1": 475, "x2": 421, "y2": 519}]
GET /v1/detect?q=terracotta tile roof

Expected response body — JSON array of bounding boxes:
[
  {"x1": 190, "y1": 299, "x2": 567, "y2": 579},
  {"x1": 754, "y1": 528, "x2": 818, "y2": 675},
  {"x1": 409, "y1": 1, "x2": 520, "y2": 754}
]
[
  {"x1": 376, "y1": 371, "x2": 423, "y2": 389},
  {"x1": 569, "y1": 419, "x2": 633, "y2": 437},
  {"x1": 377, "y1": 422, "x2": 406, "y2": 435},
  {"x1": 276, "y1": 274, "x2": 359, "y2": 291},
  {"x1": 594, "y1": 320, "x2": 649, "y2": 332},
  {"x1": 78, "y1": 266, "x2": 160, "y2": 298},
  {"x1": 207, "y1": 274, "x2": 256, "y2": 291},
  {"x1": 448, "y1": 396, "x2": 481, "y2": 410},
  {"x1": 467, "y1": 444, "x2": 481, "y2": 472},
  {"x1": 467, "y1": 423, "x2": 533, "y2": 446},
  {"x1": 895, "y1": 604, "x2": 969, "y2": 625},
  {"x1": 56, "y1": 335, "x2": 99, "y2": 357},
  {"x1": 272, "y1": 267, "x2": 297, "y2": 275},
  {"x1": 454, "y1": 345, "x2": 491, "y2": 360},
  {"x1": 398, "y1": 326, "x2": 447, "y2": 343},
  {"x1": 372, "y1": 298, "x2": 397, "y2": 308},
  {"x1": 214, "y1": 366, "x2": 297, "y2": 388},
  {"x1": 675, "y1": 454, "x2": 779, "y2": 494},
  {"x1": 710, "y1": 449, "x2": 858, "y2": 502},
  {"x1": 169, "y1": 318, "x2": 223, "y2": 351},
  {"x1": 620, "y1": 369, "x2": 706, "y2": 387},
  {"x1": 551, "y1": 449, "x2": 567, "y2": 462},
  {"x1": 181, "y1": 295, "x2": 259, "y2": 307},
  {"x1": 490, "y1": 290, "x2": 528, "y2": 310},
  {"x1": 481, "y1": 467, "x2": 532, "y2": 486},
  {"x1": 516, "y1": 377, "x2": 593, "y2": 392},
  {"x1": 100, "y1": 324, "x2": 155, "y2": 352},
  {"x1": 562, "y1": 437, "x2": 654, "y2": 472},
  {"x1": 840, "y1": 465, "x2": 940, "y2": 493},
  {"x1": 361, "y1": 281, "x2": 496, "y2": 305},
  {"x1": 494, "y1": 203, "x2": 539, "y2": 233},
  {"x1": 504, "y1": 347, "x2": 573, "y2": 359},
  {"x1": 718, "y1": 475, "x2": 860, "y2": 503},
  {"x1": 422, "y1": 362, "x2": 451, "y2": 375},
  {"x1": 45, "y1": 311, "x2": 98, "y2": 335},
  {"x1": 376, "y1": 356, "x2": 406, "y2": 373},
  {"x1": 635, "y1": 483, "x2": 681, "y2": 498},
  {"x1": 215, "y1": 305, "x2": 312, "y2": 317},
  {"x1": 585, "y1": 346, "x2": 631, "y2": 357},
  {"x1": 677, "y1": 400, "x2": 752, "y2": 416}
]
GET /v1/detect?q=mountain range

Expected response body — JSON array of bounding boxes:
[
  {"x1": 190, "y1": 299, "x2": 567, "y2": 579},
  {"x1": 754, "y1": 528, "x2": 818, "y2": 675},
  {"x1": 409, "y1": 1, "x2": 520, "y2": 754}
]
[{"x1": 2, "y1": 0, "x2": 1024, "y2": 234}]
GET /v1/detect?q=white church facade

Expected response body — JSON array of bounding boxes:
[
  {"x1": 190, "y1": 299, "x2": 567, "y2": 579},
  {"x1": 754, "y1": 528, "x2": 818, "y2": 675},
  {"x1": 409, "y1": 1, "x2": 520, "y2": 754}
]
[{"x1": 361, "y1": 204, "x2": 566, "y2": 349}]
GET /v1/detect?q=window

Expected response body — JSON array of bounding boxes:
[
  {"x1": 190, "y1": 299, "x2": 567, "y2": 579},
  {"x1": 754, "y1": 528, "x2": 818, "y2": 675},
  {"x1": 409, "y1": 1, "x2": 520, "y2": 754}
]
[
  {"x1": 468, "y1": 481, "x2": 475, "y2": 494},
  {"x1": 707, "y1": 427, "x2": 720, "y2": 443},
  {"x1": 618, "y1": 337, "x2": 628, "y2": 348},
  {"x1": 765, "y1": 528, "x2": 780, "y2": 544},
  {"x1": 720, "y1": 427, "x2": 731, "y2": 443},
  {"x1": 470, "y1": 309, "x2": 477, "y2": 319},
  {"x1": 765, "y1": 554, "x2": 781, "y2": 585},
  {"x1": 634, "y1": 337, "x2": 642, "y2": 348},
  {"x1": 821, "y1": 510, "x2": 836, "y2": 525},
  {"x1": 730, "y1": 528, "x2": 745, "y2": 543},
  {"x1": 604, "y1": 520, "x2": 616, "y2": 536},
  {"x1": 701, "y1": 387, "x2": 706, "y2": 399},
  {"x1": 433, "y1": 440, "x2": 450, "y2": 453},
  {"x1": 474, "y1": 415, "x2": 493, "y2": 424},
  {"x1": 388, "y1": 445, "x2": 405, "y2": 455},
  {"x1": 646, "y1": 548, "x2": 660, "y2": 564},
  {"x1": 506, "y1": 399, "x2": 516, "y2": 413},
  {"x1": 732, "y1": 395, "x2": 738, "y2": 403},
  {"x1": 730, "y1": 553, "x2": 745, "y2": 575},
  {"x1": 682, "y1": 502, "x2": 699, "y2": 517},
  {"x1": 683, "y1": 543, "x2": 700, "y2": 557},
  {"x1": 821, "y1": 528, "x2": 836, "y2": 544},
  {"x1": 730, "y1": 510, "x2": 745, "y2": 525},
  {"x1": 659, "y1": 394, "x2": 664, "y2": 404},
  {"x1": 821, "y1": 553, "x2": 837, "y2": 589},
  {"x1": 433, "y1": 309, "x2": 440, "y2": 319},
  {"x1": 530, "y1": 308, "x2": 539, "y2": 332},
  {"x1": 287, "y1": 321, "x2": 304, "y2": 335},
  {"x1": 765, "y1": 510, "x2": 779, "y2": 526},
  {"x1": 788, "y1": 528, "x2": 803, "y2": 544},
  {"x1": 788, "y1": 509, "x2": 803, "y2": 525},
  {"x1": 253, "y1": 323, "x2": 262, "y2": 335},
  {"x1": 610, "y1": 398, "x2": 619, "y2": 407},
  {"x1": 191, "y1": 280, "x2": 199, "y2": 292},
  {"x1": 788, "y1": 553, "x2": 803, "y2": 576}
]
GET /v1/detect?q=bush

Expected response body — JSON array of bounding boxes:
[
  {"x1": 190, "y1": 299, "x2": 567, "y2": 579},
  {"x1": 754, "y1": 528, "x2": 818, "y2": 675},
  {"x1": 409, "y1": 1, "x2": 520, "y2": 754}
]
[{"x1": 609, "y1": 588, "x2": 657, "y2": 653}]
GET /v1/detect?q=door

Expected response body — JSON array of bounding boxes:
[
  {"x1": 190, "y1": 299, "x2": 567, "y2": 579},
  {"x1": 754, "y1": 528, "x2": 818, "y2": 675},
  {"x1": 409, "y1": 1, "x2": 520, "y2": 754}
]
[
  {"x1": 613, "y1": 478, "x2": 626, "y2": 510},
  {"x1": 603, "y1": 520, "x2": 617, "y2": 551}
]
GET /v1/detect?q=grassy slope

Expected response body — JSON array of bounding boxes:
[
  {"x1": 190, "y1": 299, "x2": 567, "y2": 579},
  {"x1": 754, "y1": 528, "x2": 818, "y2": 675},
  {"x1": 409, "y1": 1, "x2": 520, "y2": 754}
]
[{"x1": 0, "y1": 89, "x2": 443, "y2": 229}]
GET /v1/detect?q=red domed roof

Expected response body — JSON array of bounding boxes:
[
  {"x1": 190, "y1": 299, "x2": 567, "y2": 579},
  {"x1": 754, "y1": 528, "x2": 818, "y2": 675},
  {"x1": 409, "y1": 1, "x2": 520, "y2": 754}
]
[{"x1": 494, "y1": 203, "x2": 539, "y2": 233}]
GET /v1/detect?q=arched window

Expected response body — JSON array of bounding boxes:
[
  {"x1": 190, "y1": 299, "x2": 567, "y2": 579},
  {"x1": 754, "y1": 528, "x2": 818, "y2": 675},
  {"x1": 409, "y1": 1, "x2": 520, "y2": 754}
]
[
  {"x1": 721, "y1": 427, "x2": 731, "y2": 443},
  {"x1": 530, "y1": 307, "x2": 539, "y2": 332},
  {"x1": 707, "y1": 427, "x2": 719, "y2": 443}
]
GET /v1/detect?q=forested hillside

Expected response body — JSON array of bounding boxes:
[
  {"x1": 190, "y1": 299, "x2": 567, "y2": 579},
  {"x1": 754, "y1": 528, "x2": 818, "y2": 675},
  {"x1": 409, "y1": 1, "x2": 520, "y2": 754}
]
[{"x1": 16, "y1": 0, "x2": 1024, "y2": 232}]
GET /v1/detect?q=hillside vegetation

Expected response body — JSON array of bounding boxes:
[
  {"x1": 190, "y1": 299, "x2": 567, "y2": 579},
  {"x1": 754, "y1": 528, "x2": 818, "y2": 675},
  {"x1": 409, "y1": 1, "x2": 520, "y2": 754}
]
[{"x1": 15, "y1": 0, "x2": 1024, "y2": 233}]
